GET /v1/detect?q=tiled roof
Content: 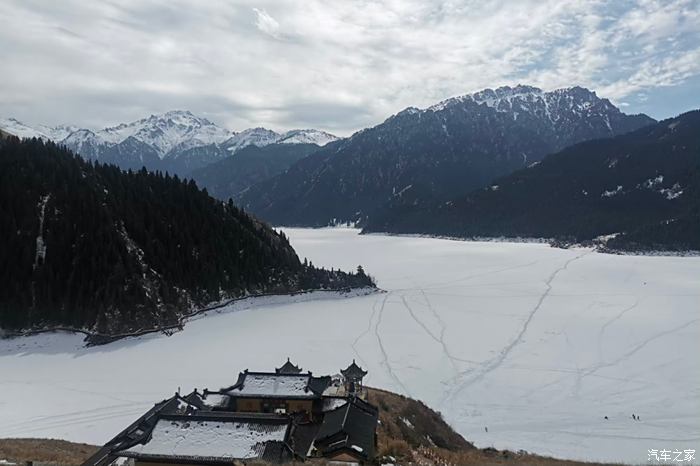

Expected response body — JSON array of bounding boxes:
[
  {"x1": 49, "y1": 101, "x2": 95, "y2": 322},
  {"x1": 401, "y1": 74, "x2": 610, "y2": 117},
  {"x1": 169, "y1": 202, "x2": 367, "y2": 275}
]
[
  {"x1": 314, "y1": 397, "x2": 378, "y2": 460},
  {"x1": 117, "y1": 414, "x2": 293, "y2": 463},
  {"x1": 200, "y1": 390, "x2": 232, "y2": 409},
  {"x1": 341, "y1": 359, "x2": 368, "y2": 379},
  {"x1": 322, "y1": 396, "x2": 348, "y2": 412},
  {"x1": 82, "y1": 393, "x2": 203, "y2": 466},
  {"x1": 225, "y1": 371, "x2": 330, "y2": 399},
  {"x1": 276, "y1": 358, "x2": 303, "y2": 374}
]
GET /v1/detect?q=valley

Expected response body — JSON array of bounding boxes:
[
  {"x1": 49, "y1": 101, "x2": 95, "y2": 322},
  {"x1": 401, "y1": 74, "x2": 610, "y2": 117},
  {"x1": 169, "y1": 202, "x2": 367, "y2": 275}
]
[
  {"x1": 1, "y1": 228, "x2": 697, "y2": 465},
  {"x1": 2, "y1": 3, "x2": 698, "y2": 465}
]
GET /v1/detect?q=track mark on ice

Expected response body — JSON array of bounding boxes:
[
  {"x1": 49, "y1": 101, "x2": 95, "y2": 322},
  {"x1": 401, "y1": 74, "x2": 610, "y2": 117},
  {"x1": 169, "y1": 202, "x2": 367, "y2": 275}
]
[
  {"x1": 374, "y1": 292, "x2": 411, "y2": 396},
  {"x1": 562, "y1": 329, "x2": 585, "y2": 399},
  {"x1": 444, "y1": 251, "x2": 590, "y2": 404},
  {"x1": 400, "y1": 294, "x2": 459, "y2": 373},
  {"x1": 420, "y1": 290, "x2": 478, "y2": 365},
  {"x1": 596, "y1": 299, "x2": 639, "y2": 365},
  {"x1": 400, "y1": 295, "x2": 442, "y2": 343},
  {"x1": 351, "y1": 293, "x2": 382, "y2": 368},
  {"x1": 583, "y1": 318, "x2": 700, "y2": 379},
  {"x1": 1, "y1": 405, "x2": 149, "y2": 437},
  {"x1": 395, "y1": 261, "x2": 539, "y2": 292},
  {"x1": 550, "y1": 430, "x2": 700, "y2": 442},
  {"x1": 1, "y1": 402, "x2": 138, "y2": 431}
]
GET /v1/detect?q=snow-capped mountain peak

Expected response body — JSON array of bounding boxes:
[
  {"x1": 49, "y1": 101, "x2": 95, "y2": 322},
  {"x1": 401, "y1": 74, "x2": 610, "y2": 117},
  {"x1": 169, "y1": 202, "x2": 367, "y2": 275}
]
[
  {"x1": 276, "y1": 129, "x2": 339, "y2": 146},
  {"x1": 97, "y1": 110, "x2": 233, "y2": 158},
  {"x1": 422, "y1": 85, "x2": 622, "y2": 134},
  {"x1": 1, "y1": 112, "x2": 339, "y2": 163},
  {"x1": 0, "y1": 118, "x2": 77, "y2": 141},
  {"x1": 426, "y1": 85, "x2": 618, "y2": 123},
  {"x1": 223, "y1": 127, "x2": 281, "y2": 153}
]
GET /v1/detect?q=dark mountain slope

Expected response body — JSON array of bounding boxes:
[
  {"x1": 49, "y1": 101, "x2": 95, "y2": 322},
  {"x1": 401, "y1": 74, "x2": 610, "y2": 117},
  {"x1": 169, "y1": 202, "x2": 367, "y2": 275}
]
[
  {"x1": 238, "y1": 86, "x2": 654, "y2": 226},
  {"x1": 189, "y1": 143, "x2": 321, "y2": 201},
  {"x1": 98, "y1": 136, "x2": 162, "y2": 172},
  {"x1": 0, "y1": 138, "x2": 373, "y2": 335},
  {"x1": 365, "y1": 111, "x2": 700, "y2": 252}
]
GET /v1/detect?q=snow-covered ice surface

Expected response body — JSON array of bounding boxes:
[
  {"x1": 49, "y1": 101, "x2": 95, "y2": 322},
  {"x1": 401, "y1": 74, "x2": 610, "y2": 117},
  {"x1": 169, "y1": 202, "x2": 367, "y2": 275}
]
[{"x1": 1, "y1": 228, "x2": 698, "y2": 464}]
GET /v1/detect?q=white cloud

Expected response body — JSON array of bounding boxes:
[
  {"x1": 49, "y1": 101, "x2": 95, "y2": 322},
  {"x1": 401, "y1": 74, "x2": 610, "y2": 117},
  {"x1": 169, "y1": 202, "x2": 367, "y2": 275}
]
[
  {"x1": 252, "y1": 7, "x2": 280, "y2": 39},
  {"x1": 0, "y1": 0, "x2": 697, "y2": 134}
]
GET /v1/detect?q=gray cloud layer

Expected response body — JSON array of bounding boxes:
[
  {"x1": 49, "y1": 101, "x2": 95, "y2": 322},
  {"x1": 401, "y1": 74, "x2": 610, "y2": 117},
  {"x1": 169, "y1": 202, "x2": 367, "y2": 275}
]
[{"x1": 1, "y1": 0, "x2": 698, "y2": 135}]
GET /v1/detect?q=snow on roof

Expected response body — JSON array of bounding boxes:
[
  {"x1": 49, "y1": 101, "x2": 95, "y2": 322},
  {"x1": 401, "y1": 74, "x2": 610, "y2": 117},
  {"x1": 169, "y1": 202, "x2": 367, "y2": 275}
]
[
  {"x1": 230, "y1": 373, "x2": 313, "y2": 398},
  {"x1": 121, "y1": 417, "x2": 288, "y2": 460},
  {"x1": 201, "y1": 393, "x2": 230, "y2": 408},
  {"x1": 322, "y1": 397, "x2": 348, "y2": 412}
]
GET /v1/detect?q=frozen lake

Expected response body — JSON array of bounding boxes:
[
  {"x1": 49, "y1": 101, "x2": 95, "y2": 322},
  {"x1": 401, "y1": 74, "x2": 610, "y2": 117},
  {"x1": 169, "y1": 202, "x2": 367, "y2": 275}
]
[{"x1": 1, "y1": 228, "x2": 698, "y2": 464}]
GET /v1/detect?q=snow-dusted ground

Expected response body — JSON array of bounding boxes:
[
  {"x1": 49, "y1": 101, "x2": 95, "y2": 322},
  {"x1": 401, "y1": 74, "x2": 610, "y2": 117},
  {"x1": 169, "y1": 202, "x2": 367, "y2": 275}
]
[{"x1": 1, "y1": 228, "x2": 698, "y2": 464}]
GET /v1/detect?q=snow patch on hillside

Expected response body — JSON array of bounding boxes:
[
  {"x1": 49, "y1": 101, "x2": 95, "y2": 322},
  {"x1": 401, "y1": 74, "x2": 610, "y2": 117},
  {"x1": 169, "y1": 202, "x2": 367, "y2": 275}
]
[
  {"x1": 33, "y1": 194, "x2": 50, "y2": 271},
  {"x1": 277, "y1": 129, "x2": 339, "y2": 146},
  {"x1": 601, "y1": 185, "x2": 623, "y2": 197},
  {"x1": 660, "y1": 183, "x2": 683, "y2": 200}
]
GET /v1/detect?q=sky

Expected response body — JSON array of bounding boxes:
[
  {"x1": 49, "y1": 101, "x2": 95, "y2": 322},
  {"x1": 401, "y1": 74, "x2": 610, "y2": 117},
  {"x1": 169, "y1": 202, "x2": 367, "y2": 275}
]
[{"x1": 1, "y1": 0, "x2": 699, "y2": 136}]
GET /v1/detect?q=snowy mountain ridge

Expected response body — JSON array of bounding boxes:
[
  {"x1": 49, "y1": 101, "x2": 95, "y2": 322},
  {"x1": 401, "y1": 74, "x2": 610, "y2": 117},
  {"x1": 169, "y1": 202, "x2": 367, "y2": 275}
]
[
  {"x1": 0, "y1": 117, "x2": 78, "y2": 142},
  {"x1": 425, "y1": 85, "x2": 622, "y2": 128},
  {"x1": 276, "y1": 128, "x2": 339, "y2": 146},
  {"x1": 239, "y1": 85, "x2": 655, "y2": 227},
  {"x1": 0, "y1": 111, "x2": 340, "y2": 174},
  {"x1": 96, "y1": 110, "x2": 233, "y2": 157}
]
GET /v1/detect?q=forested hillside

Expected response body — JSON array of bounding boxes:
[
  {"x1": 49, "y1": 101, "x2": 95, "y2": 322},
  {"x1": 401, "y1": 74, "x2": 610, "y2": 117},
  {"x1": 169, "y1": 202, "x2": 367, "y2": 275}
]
[
  {"x1": 238, "y1": 86, "x2": 654, "y2": 227},
  {"x1": 0, "y1": 138, "x2": 373, "y2": 335},
  {"x1": 365, "y1": 111, "x2": 700, "y2": 252},
  {"x1": 189, "y1": 143, "x2": 320, "y2": 201}
]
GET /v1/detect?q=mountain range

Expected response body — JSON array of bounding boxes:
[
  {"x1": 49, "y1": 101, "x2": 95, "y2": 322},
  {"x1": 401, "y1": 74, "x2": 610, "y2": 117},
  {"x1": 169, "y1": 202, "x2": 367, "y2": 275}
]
[
  {"x1": 6, "y1": 84, "x2": 692, "y2": 253},
  {"x1": 365, "y1": 110, "x2": 700, "y2": 251},
  {"x1": 0, "y1": 111, "x2": 338, "y2": 176},
  {"x1": 236, "y1": 85, "x2": 655, "y2": 226}
]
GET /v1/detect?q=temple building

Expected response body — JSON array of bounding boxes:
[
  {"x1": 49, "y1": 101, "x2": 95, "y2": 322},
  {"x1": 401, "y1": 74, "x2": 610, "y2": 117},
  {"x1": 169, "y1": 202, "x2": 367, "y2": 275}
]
[
  {"x1": 84, "y1": 359, "x2": 376, "y2": 466},
  {"x1": 341, "y1": 360, "x2": 368, "y2": 397},
  {"x1": 276, "y1": 358, "x2": 303, "y2": 374}
]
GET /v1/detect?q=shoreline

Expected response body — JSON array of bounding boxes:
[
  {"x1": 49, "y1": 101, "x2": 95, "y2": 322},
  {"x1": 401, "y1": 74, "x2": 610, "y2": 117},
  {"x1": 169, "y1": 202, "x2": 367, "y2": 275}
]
[
  {"x1": 0, "y1": 286, "x2": 380, "y2": 347},
  {"x1": 355, "y1": 229, "x2": 700, "y2": 257}
]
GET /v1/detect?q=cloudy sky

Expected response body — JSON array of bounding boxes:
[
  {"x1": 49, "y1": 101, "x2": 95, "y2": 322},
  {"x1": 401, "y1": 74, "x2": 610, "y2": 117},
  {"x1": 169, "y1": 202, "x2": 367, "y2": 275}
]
[{"x1": 1, "y1": 0, "x2": 699, "y2": 136}]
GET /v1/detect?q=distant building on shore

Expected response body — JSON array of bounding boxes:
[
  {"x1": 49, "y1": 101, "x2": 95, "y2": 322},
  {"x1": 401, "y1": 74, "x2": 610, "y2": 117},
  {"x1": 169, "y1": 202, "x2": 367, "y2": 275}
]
[{"x1": 83, "y1": 359, "x2": 377, "y2": 466}]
